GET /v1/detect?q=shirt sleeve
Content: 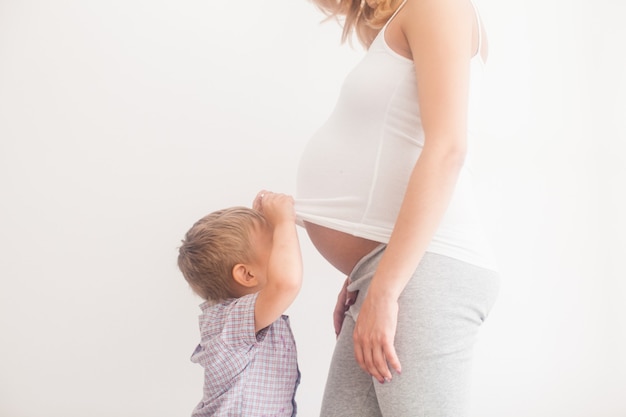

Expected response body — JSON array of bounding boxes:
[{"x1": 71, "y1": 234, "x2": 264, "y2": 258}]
[{"x1": 220, "y1": 293, "x2": 260, "y2": 349}]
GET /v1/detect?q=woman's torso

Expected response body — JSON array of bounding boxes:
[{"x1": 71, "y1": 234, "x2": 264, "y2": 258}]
[{"x1": 296, "y1": 1, "x2": 497, "y2": 276}]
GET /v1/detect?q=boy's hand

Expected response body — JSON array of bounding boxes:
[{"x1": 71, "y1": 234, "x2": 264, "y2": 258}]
[{"x1": 253, "y1": 190, "x2": 295, "y2": 226}]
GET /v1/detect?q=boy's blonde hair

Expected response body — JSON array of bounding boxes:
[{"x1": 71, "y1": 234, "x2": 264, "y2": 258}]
[
  {"x1": 310, "y1": 0, "x2": 404, "y2": 48},
  {"x1": 177, "y1": 207, "x2": 267, "y2": 302}
]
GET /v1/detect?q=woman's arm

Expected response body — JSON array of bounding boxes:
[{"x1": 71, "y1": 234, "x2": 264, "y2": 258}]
[{"x1": 352, "y1": 0, "x2": 476, "y2": 383}]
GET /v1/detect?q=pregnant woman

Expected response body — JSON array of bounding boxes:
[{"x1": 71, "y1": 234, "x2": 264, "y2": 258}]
[{"x1": 295, "y1": 0, "x2": 500, "y2": 416}]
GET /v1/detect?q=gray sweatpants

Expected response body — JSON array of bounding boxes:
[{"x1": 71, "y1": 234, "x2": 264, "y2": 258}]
[{"x1": 320, "y1": 245, "x2": 500, "y2": 417}]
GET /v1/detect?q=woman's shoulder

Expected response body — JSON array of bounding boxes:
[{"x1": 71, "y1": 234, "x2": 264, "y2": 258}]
[
  {"x1": 396, "y1": 0, "x2": 476, "y2": 46},
  {"x1": 399, "y1": 0, "x2": 475, "y2": 23}
]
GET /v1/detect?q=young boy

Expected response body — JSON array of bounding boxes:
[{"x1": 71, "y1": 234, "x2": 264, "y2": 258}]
[{"x1": 177, "y1": 191, "x2": 302, "y2": 417}]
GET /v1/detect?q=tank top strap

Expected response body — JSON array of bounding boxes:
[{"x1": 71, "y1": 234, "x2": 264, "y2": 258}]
[
  {"x1": 382, "y1": 0, "x2": 408, "y2": 31},
  {"x1": 468, "y1": 0, "x2": 483, "y2": 55}
]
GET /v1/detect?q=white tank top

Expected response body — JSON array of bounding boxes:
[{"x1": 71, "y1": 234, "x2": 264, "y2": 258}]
[{"x1": 295, "y1": 0, "x2": 498, "y2": 271}]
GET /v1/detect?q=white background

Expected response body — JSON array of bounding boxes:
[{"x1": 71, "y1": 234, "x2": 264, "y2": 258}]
[{"x1": 1, "y1": 0, "x2": 625, "y2": 416}]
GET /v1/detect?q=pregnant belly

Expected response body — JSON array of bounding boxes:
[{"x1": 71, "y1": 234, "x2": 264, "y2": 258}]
[{"x1": 303, "y1": 221, "x2": 381, "y2": 276}]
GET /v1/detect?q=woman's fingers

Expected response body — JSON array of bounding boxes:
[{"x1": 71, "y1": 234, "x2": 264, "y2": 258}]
[
  {"x1": 346, "y1": 289, "x2": 358, "y2": 306},
  {"x1": 352, "y1": 294, "x2": 401, "y2": 383},
  {"x1": 384, "y1": 340, "x2": 402, "y2": 375},
  {"x1": 334, "y1": 277, "x2": 357, "y2": 337},
  {"x1": 353, "y1": 332, "x2": 394, "y2": 383},
  {"x1": 371, "y1": 344, "x2": 392, "y2": 382},
  {"x1": 333, "y1": 295, "x2": 347, "y2": 337}
]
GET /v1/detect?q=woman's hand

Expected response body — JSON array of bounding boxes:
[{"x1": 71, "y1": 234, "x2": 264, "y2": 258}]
[
  {"x1": 333, "y1": 277, "x2": 358, "y2": 337},
  {"x1": 352, "y1": 291, "x2": 402, "y2": 383}
]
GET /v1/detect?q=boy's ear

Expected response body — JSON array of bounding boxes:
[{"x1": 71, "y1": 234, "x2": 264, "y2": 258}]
[{"x1": 232, "y1": 263, "x2": 259, "y2": 288}]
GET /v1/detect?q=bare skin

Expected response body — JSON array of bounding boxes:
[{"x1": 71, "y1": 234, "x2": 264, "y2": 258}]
[{"x1": 304, "y1": 221, "x2": 380, "y2": 276}]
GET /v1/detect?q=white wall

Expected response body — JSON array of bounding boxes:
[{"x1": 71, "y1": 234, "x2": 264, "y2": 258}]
[{"x1": 0, "y1": 1, "x2": 624, "y2": 416}]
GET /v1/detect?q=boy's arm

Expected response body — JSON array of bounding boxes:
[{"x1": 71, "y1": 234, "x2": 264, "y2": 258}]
[{"x1": 253, "y1": 192, "x2": 303, "y2": 332}]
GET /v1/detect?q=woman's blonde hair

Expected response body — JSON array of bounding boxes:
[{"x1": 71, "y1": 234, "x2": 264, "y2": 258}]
[
  {"x1": 177, "y1": 207, "x2": 267, "y2": 302},
  {"x1": 310, "y1": 0, "x2": 404, "y2": 47}
]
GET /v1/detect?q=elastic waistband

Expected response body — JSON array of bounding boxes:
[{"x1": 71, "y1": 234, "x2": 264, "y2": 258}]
[{"x1": 347, "y1": 243, "x2": 386, "y2": 291}]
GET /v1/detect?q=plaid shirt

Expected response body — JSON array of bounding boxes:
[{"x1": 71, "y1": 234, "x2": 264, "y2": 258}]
[{"x1": 190, "y1": 293, "x2": 300, "y2": 416}]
